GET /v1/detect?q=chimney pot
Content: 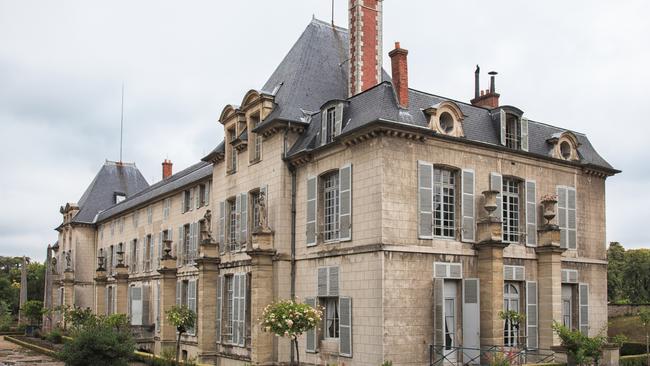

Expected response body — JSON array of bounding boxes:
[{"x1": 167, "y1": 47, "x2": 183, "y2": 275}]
[
  {"x1": 162, "y1": 159, "x2": 173, "y2": 180},
  {"x1": 389, "y1": 41, "x2": 409, "y2": 108}
]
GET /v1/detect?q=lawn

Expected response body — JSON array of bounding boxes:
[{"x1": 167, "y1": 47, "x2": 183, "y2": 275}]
[{"x1": 609, "y1": 314, "x2": 649, "y2": 343}]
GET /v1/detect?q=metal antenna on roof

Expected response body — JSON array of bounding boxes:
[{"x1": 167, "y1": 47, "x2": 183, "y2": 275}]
[
  {"x1": 119, "y1": 82, "x2": 124, "y2": 163},
  {"x1": 331, "y1": 0, "x2": 335, "y2": 26}
]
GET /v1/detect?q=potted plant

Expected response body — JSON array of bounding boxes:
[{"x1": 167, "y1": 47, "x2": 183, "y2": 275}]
[
  {"x1": 21, "y1": 300, "x2": 44, "y2": 336},
  {"x1": 166, "y1": 305, "x2": 197, "y2": 366}
]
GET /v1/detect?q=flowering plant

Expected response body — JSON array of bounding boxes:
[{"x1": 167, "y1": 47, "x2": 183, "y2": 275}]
[
  {"x1": 261, "y1": 300, "x2": 322, "y2": 365},
  {"x1": 541, "y1": 194, "x2": 558, "y2": 202},
  {"x1": 166, "y1": 305, "x2": 196, "y2": 365}
]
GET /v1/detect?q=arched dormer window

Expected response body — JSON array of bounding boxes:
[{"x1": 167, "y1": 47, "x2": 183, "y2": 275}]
[
  {"x1": 320, "y1": 100, "x2": 347, "y2": 145},
  {"x1": 494, "y1": 106, "x2": 529, "y2": 152},
  {"x1": 424, "y1": 101, "x2": 465, "y2": 138},
  {"x1": 547, "y1": 131, "x2": 580, "y2": 161}
]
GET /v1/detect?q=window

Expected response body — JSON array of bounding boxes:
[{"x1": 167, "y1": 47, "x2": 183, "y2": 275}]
[
  {"x1": 183, "y1": 223, "x2": 190, "y2": 265},
  {"x1": 143, "y1": 235, "x2": 152, "y2": 272},
  {"x1": 115, "y1": 193, "x2": 126, "y2": 204},
  {"x1": 322, "y1": 172, "x2": 340, "y2": 242},
  {"x1": 106, "y1": 286, "x2": 113, "y2": 315},
  {"x1": 322, "y1": 298, "x2": 339, "y2": 338},
  {"x1": 439, "y1": 112, "x2": 454, "y2": 133},
  {"x1": 325, "y1": 107, "x2": 336, "y2": 144},
  {"x1": 130, "y1": 239, "x2": 138, "y2": 273},
  {"x1": 251, "y1": 191, "x2": 261, "y2": 232},
  {"x1": 163, "y1": 198, "x2": 171, "y2": 219},
  {"x1": 228, "y1": 127, "x2": 237, "y2": 173},
  {"x1": 505, "y1": 115, "x2": 521, "y2": 149},
  {"x1": 199, "y1": 184, "x2": 207, "y2": 206},
  {"x1": 147, "y1": 207, "x2": 153, "y2": 224},
  {"x1": 132, "y1": 211, "x2": 139, "y2": 227},
  {"x1": 110, "y1": 221, "x2": 115, "y2": 237},
  {"x1": 502, "y1": 178, "x2": 521, "y2": 243},
  {"x1": 433, "y1": 168, "x2": 456, "y2": 238},
  {"x1": 560, "y1": 141, "x2": 572, "y2": 160},
  {"x1": 444, "y1": 297, "x2": 456, "y2": 350},
  {"x1": 183, "y1": 190, "x2": 191, "y2": 213},
  {"x1": 109, "y1": 245, "x2": 114, "y2": 275},
  {"x1": 223, "y1": 276, "x2": 234, "y2": 342},
  {"x1": 503, "y1": 283, "x2": 520, "y2": 347},
  {"x1": 250, "y1": 114, "x2": 262, "y2": 162},
  {"x1": 227, "y1": 199, "x2": 239, "y2": 251}
]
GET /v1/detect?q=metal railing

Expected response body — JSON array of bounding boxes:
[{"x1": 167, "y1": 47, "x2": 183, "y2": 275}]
[{"x1": 429, "y1": 344, "x2": 556, "y2": 365}]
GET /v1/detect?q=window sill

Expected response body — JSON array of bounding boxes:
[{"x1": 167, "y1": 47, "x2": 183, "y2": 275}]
[
  {"x1": 248, "y1": 158, "x2": 262, "y2": 166},
  {"x1": 226, "y1": 169, "x2": 237, "y2": 176}
]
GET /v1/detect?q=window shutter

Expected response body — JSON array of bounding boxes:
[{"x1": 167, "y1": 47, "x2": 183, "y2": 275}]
[
  {"x1": 418, "y1": 161, "x2": 433, "y2": 239},
  {"x1": 232, "y1": 274, "x2": 241, "y2": 345},
  {"x1": 462, "y1": 278, "x2": 480, "y2": 360},
  {"x1": 306, "y1": 176, "x2": 317, "y2": 246},
  {"x1": 499, "y1": 109, "x2": 507, "y2": 146},
  {"x1": 175, "y1": 281, "x2": 181, "y2": 306},
  {"x1": 142, "y1": 284, "x2": 150, "y2": 325},
  {"x1": 320, "y1": 110, "x2": 328, "y2": 145},
  {"x1": 156, "y1": 281, "x2": 160, "y2": 332},
  {"x1": 328, "y1": 266, "x2": 339, "y2": 296},
  {"x1": 461, "y1": 169, "x2": 476, "y2": 242},
  {"x1": 235, "y1": 194, "x2": 242, "y2": 247},
  {"x1": 521, "y1": 117, "x2": 529, "y2": 152},
  {"x1": 260, "y1": 184, "x2": 268, "y2": 229},
  {"x1": 557, "y1": 186, "x2": 568, "y2": 248},
  {"x1": 317, "y1": 267, "x2": 328, "y2": 297},
  {"x1": 195, "y1": 187, "x2": 201, "y2": 209},
  {"x1": 339, "y1": 296, "x2": 352, "y2": 357},
  {"x1": 339, "y1": 164, "x2": 352, "y2": 241},
  {"x1": 177, "y1": 226, "x2": 184, "y2": 266},
  {"x1": 181, "y1": 191, "x2": 186, "y2": 213},
  {"x1": 490, "y1": 173, "x2": 503, "y2": 222},
  {"x1": 188, "y1": 223, "x2": 194, "y2": 261},
  {"x1": 127, "y1": 286, "x2": 132, "y2": 318},
  {"x1": 239, "y1": 273, "x2": 247, "y2": 346},
  {"x1": 219, "y1": 201, "x2": 225, "y2": 254},
  {"x1": 157, "y1": 233, "x2": 162, "y2": 268},
  {"x1": 334, "y1": 103, "x2": 343, "y2": 137},
  {"x1": 216, "y1": 276, "x2": 223, "y2": 343},
  {"x1": 579, "y1": 283, "x2": 589, "y2": 335},
  {"x1": 188, "y1": 280, "x2": 197, "y2": 335},
  {"x1": 305, "y1": 297, "x2": 317, "y2": 353},
  {"x1": 568, "y1": 188, "x2": 577, "y2": 250},
  {"x1": 189, "y1": 189, "x2": 194, "y2": 211},
  {"x1": 240, "y1": 193, "x2": 248, "y2": 246},
  {"x1": 525, "y1": 180, "x2": 537, "y2": 246},
  {"x1": 526, "y1": 281, "x2": 538, "y2": 349},
  {"x1": 205, "y1": 181, "x2": 211, "y2": 207},
  {"x1": 433, "y1": 278, "x2": 444, "y2": 360}
]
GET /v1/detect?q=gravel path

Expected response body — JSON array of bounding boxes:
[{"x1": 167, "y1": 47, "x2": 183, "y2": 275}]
[{"x1": 0, "y1": 336, "x2": 63, "y2": 366}]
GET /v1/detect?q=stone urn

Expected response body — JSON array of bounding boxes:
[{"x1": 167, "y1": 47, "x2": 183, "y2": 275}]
[
  {"x1": 482, "y1": 190, "x2": 500, "y2": 217},
  {"x1": 541, "y1": 195, "x2": 558, "y2": 224}
]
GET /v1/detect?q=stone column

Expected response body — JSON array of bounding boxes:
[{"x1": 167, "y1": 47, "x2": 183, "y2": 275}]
[
  {"x1": 158, "y1": 248, "x2": 178, "y2": 352},
  {"x1": 63, "y1": 269, "x2": 75, "y2": 307},
  {"x1": 536, "y1": 225, "x2": 565, "y2": 349},
  {"x1": 114, "y1": 265, "x2": 129, "y2": 314},
  {"x1": 194, "y1": 238, "x2": 220, "y2": 364},
  {"x1": 248, "y1": 230, "x2": 275, "y2": 365},
  {"x1": 94, "y1": 269, "x2": 107, "y2": 316}
]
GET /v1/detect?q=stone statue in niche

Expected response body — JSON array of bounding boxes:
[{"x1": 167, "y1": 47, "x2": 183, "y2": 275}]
[
  {"x1": 51, "y1": 257, "x2": 57, "y2": 274},
  {"x1": 203, "y1": 209, "x2": 213, "y2": 241},
  {"x1": 65, "y1": 251, "x2": 71, "y2": 270},
  {"x1": 257, "y1": 190, "x2": 270, "y2": 232}
]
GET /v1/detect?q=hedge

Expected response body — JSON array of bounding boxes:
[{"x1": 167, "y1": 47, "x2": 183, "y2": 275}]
[
  {"x1": 620, "y1": 354, "x2": 650, "y2": 366},
  {"x1": 621, "y1": 342, "x2": 649, "y2": 356}
]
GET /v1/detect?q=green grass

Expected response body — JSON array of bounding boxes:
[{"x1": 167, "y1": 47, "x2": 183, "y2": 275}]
[{"x1": 609, "y1": 314, "x2": 649, "y2": 343}]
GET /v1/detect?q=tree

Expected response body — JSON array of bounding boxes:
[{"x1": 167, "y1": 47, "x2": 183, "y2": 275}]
[
  {"x1": 0, "y1": 257, "x2": 45, "y2": 314},
  {"x1": 166, "y1": 305, "x2": 196, "y2": 366},
  {"x1": 639, "y1": 308, "x2": 650, "y2": 366},
  {"x1": 623, "y1": 249, "x2": 650, "y2": 303},
  {"x1": 20, "y1": 300, "x2": 44, "y2": 326},
  {"x1": 260, "y1": 300, "x2": 322, "y2": 366},
  {"x1": 608, "y1": 242, "x2": 626, "y2": 302}
]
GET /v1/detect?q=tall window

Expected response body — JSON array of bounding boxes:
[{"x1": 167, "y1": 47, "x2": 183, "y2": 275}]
[
  {"x1": 505, "y1": 116, "x2": 521, "y2": 149},
  {"x1": 322, "y1": 298, "x2": 339, "y2": 338},
  {"x1": 503, "y1": 283, "x2": 520, "y2": 347},
  {"x1": 147, "y1": 207, "x2": 153, "y2": 224},
  {"x1": 325, "y1": 107, "x2": 336, "y2": 144},
  {"x1": 109, "y1": 245, "x2": 114, "y2": 275},
  {"x1": 433, "y1": 168, "x2": 456, "y2": 238},
  {"x1": 224, "y1": 275, "x2": 234, "y2": 342},
  {"x1": 163, "y1": 198, "x2": 171, "y2": 219},
  {"x1": 250, "y1": 114, "x2": 262, "y2": 162},
  {"x1": 143, "y1": 235, "x2": 152, "y2": 272},
  {"x1": 502, "y1": 178, "x2": 521, "y2": 243},
  {"x1": 228, "y1": 127, "x2": 237, "y2": 172},
  {"x1": 323, "y1": 172, "x2": 339, "y2": 242},
  {"x1": 444, "y1": 297, "x2": 456, "y2": 350},
  {"x1": 130, "y1": 239, "x2": 138, "y2": 273},
  {"x1": 251, "y1": 191, "x2": 261, "y2": 232},
  {"x1": 183, "y1": 223, "x2": 190, "y2": 264},
  {"x1": 228, "y1": 199, "x2": 238, "y2": 251}
]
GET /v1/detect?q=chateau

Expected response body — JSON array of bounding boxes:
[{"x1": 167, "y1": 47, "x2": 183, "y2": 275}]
[{"x1": 43, "y1": 2, "x2": 619, "y2": 365}]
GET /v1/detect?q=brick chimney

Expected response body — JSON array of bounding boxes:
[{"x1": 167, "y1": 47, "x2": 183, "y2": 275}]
[
  {"x1": 471, "y1": 67, "x2": 500, "y2": 109},
  {"x1": 162, "y1": 159, "x2": 173, "y2": 179},
  {"x1": 349, "y1": 0, "x2": 383, "y2": 97},
  {"x1": 389, "y1": 42, "x2": 409, "y2": 108}
]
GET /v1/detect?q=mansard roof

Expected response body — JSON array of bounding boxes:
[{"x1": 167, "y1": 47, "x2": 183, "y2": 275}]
[
  {"x1": 96, "y1": 161, "x2": 212, "y2": 223},
  {"x1": 70, "y1": 161, "x2": 149, "y2": 224}
]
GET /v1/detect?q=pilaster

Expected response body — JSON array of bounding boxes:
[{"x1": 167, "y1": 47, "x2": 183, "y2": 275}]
[
  {"x1": 94, "y1": 269, "x2": 107, "y2": 316},
  {"x1": 536, "y1": 224, "x2": 566, "y2": 350},
  {"x1": 63, "y1": 269, "x2": 75, "y2": 306},
  {"x1": 114, "y1": 265, "x2": 129, "y2": 314},
  {"x1": 194, "y1": 251, "x2": 220, "y2": 363},
  {"x1": 157, "y1": 255, "x2": 178, "y2": 351},
  {"x1": 248, "y1": 230, "x2": 275, "y2": 365}
]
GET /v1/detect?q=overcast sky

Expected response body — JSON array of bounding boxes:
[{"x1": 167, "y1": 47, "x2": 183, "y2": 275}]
[{"x1": 1, "y1": 1, "x2": 648, "y2": 262}]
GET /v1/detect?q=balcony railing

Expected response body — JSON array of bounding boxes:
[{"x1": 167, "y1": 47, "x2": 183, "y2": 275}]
[{"x1": 429, "y1": 344, "x2": 556, "y2": 366}]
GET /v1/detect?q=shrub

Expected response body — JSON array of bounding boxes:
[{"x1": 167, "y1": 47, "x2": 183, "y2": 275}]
[
  {"x1": 20, "y1": 300, "x2": 44, "y2": 325},
  {"x1": 620, "y1": 354, "x2": 650, "y2": 366},
  {"x1": 0, "y1": 300, "x2": 13, "y2": 331},
  {"x1": 45, "y1": 328, "x2": 63, "y2": 344},
  {"x1": 552, "y1": 322, "x2": 606, "y2": 365},
  {"x1": 64, "y1": 306, "x2": 95, "y2": 331},
  {"x1": 381, "y1": 361, "x2": 393, "y2": 366}
]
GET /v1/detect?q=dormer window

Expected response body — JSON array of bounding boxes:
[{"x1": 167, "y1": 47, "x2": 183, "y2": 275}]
[
  {"x1": 560, "y1": 141, "x2": 572, "y2": 159},
  {"x1": 320, "y1": 101, "x2": 345, "y2": 146},
  {"x1": 548, "y1": 131, "x2": 580, "y2": 161},
  {"x1": 505, "y1": 115, "x2": 520, "y2": 149},
  {"x1": 115, "y1": 193, "x2": 126, "y2": 204},
  {"x1": 325, "y1": 107, "x2": 336, "y2": 143},
  {"x1": 496, "y1": 107, "x2": 529, "y2": 152},
  {"x1": 424, "y1": 101, "x2": 465, "y2": 138}
]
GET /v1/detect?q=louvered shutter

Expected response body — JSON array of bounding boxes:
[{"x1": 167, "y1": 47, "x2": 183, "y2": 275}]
[
  {"x1": 504, "y1": 266, "x2": 514, "y2": 281},
  {"x1": 142, "y1": 283, "x2": 150, "y2": 325},
  {"x1": 339, "y1": 164, "x2": 352, "y2": 241},
  {"x1": 216, "y1": 276, "x2": 223, "y2": 343},
  {"x1": 317, "y1": 267, "x2": 328, "y2": 297},
  {"x1": 490, "y1": 173, "x2": 503, "y2": 222},
  {"x1": 239, "y1": 274, "x2": 247, "y2": 346},
  {"x1": 156, "y1": 281, "x2": 160, "y2": 332},
  {"x1": 177, "y1": 226, "x2": 184, "y2": 266},
  {"x1": 306, "y1": 177, "x2": 317, "y2": 246},
  {"x1": 176, "y1": 281, "x2": 181, "y2": 306},
  {"x1": 334, "y1": 103, "x2": 343, "y2": 137},
  {"x1": 500, "y1": 109, "x2": 507, "y2": 146},
  {"x1": 181, "y1": 191, "x2": 186, "y2": 213},
  {"x1": 526, "y1": 281, "x2": 538, "y2": 349},
  {"x1": 433, "y1": 278, "x2": 444, "y2": 360},
  {"x1": 525, "y1": 180, "x2": 537, "y2": 246},
  {"x1": 142, "y1": 237, "x2": 146, "y2": 271},
  {"x1": 240, "y1": 193, "x2": 248, "y2": 246},
  {"x1": 188, "y1": 223, "x2": 194, "y2": 261},
  {"x1": 579, "y1": 283, "x2": 589, "y2": 335},
  {"x1": 219, "y1": 201, "x2": 225, "y2": 254},
  {"x1": 567, "y1": 188, "x2": 577, "y2": 250},
  {"x1": 521, "y1": 117, "x2": 529, "y2": 152},
  {"x1": 305, "y1": 297, "x2": 317, "y2": 353},
  {"x1": 232, "y1": 274, "x2": 241, "y2": 345},
  {"x1": 235, "y1": 195, "x2": 242, "y2": 248},
  {"x1": 328, "y1": 266, "x2": 339, "y2": 296},
  {"x1": 195, "y1": 187, "x2": 201, "y2": 209},
  {"x1": 418, "y1": 161, "x2": 433, "y2": 239},
  {"x1": 132, "y1": 287, "x2": 143, "y2": 325},
  {"x1": 557, "y1": 187, "x2": 568, "y2": 248},
  {"x1": 127, "y1": 286, "x2": 132, "y2": 318},
  {"x1": 205, "y1": 181, "x2": 211, "y2": 207},
  {"x1": 188, "y1": 280, "x2": 197, "y2": 334},
  {"x1": 339, "y1": 296, "x2": 352, "y2": 357},
  {"x1": 462, "y1": 279, "x2": 480, "y2": 363},
  {"x1": 320, "y1": 109, "x2": 328, "y2": 145},
  {"x1": 157, "y1": 232, "x2": 162, "y2": 268},
  {"x1": 189, "y1": 189, "x2": 194, "y2": 211},
  {"x1": 461, "y1": 169, "x2": 476, "y2": 242}
]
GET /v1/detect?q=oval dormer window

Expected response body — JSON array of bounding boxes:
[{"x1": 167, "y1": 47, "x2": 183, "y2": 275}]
[
  {"x1": 560, "y1": 141, "x2": 572, "y2": 160},
  {"x1": 439, "y1": 112, "x2": 454, "y2": 134}
]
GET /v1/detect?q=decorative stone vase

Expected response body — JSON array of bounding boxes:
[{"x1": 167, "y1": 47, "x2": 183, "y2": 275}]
[
  {"x1": 541, "y1": 198, "x2": 558, "y2": 224},
  {"x1": 482, "y1": 190, "x2": 500, "y2": 216}
]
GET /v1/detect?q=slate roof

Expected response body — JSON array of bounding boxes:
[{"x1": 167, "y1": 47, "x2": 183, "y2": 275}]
[
  {"x1": 71, "y1": 161, "x2": 149, "y2": 224},
  {"x1": 96, "y1": 161, "x2": 212, "y2": 222}
]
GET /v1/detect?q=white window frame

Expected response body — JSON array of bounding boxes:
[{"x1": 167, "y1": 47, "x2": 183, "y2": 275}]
[
  {"x1": 433, "y1": 167, "x2": 456, "y2": 239},
  {"x1": 502, "y1": 178, "x2": 521, "y2": 244},
  {"x1": 322, "y1": 172, "x2": 340, "y2": 242}
]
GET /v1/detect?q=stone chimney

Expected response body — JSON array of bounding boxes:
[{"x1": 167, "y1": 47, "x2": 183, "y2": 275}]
[
  {"x1": 162, "y1": 159, "x2": 173, "y2": 180},
  {"x1": 389, "y1": 42, "x2": 409, "y2": 108},
  {"x1": 349, "y1": 0, "x2": 383, "y2": 97},
  {"x1": 471, "y1": 67, "x2": 500, "y2": 109}
]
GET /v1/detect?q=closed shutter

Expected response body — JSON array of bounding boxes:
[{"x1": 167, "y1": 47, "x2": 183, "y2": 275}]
[
  {"x1": 499, "y1": 109, "x2": 507, "y2": 146},
  {"x1": 557, "y1": 186, "x2": 568, "y2": 248},
  {"x1": 317, "y1": 267, "x2": 328, "y2": 297},
  {"x1": 567, "y1": 188, "x2": 577, "y2": 250},
  {"x1": 339, "y1": 296, "x2": 352, "y2": 357},
  {"x1": 334, "y1": 103, "x2": 344, "y2": 137},
  {"x1": 188, "y1": 280, "x2": 197, "y2": 335},
  {"x1": 525, "y1": 180, "x2": 537, "y2": 246},
  {"x1": 181, "y1": 191, "x2": 186, "y2": 213},
  {"x1": 240, "y1": 193, "x2": 248, "y2": 246},
  {"x1": 305, "y1": 297, "x2": 317, "y2": 353},
  {"x1": 339, "y1": 164, "x2": 352, "y2": 241},
  {"x1": 306, "y1": 176, "x2": 317, "y2": 246},
  {"x1": 462, "y1": 279, "x2": 480, "y2": 364},
  {"x1": 195, "y1": 187, "x2": 201, "y2": 209},
  {"x1": 189, "y1": 189, "x2": 194, "y2": 211},
  {"x1": 156, "y1": 281, "x2": 160, "y2": 332},
  {"x1": 142, "y1": 237, "x2": 146, "y2": 271},
  {"x1": 232, "y1": 274, "x2": 241, "y2": 345},
  {"x1": 205, "y1": 181, "x2": 211, "y2": 207},
  {"x1": 219, "y1": 201, "x2": 225, "y2": 254},
  {"x1": 177, "y1": 226, "x2": 184, "y2": 266},
  {"x1": 526, "y1": 281, "x2": 538, "y2": 349},
  {"x1": 132, "y1": 286, "x2": 142, "y2": 325},
  {"x1": 157, "y1": 232, "x2": 162, "y2": 268},
  {"x1": 579, "y1": 283, "x2": 589, "y2": 335},
  {"x1": 418, "y1": 161, "x2": 433, "y2": 239},
  {"x1": 490, "y1": 172, "x2": 503, "y2": 222},
  {"x1": 142, "y1": 283, "x2": 150, "y2": 325},
  {"x1": 235, "y1": 194, "x2": 242, "y2": 248},
  {"x1": 433, "y1": 278, "x2": 444, "y2": 360},
  {"x1": 320, "y1": 109, "x2": 328, "y2": 145},
  {"x1": 521, "y1": 117, "x2": 529, "y2": 152},
  {"x1": 328, "y1": 266, "x2": 339, "y2": 296},
  {"x1": 216, "y1": 276, "x2": 223, "y2": 343},
  {"x1": 190, "y1": 223, "x2": 196, "y2": 261},
  {"x1": 461, "y1": 169, "x2": 476, "y2": 242},
  {"x1": 239, "y1": 273, "x2": 247, "y2": 346},
  {"x1": 175, "y1": 281, "x2": 181, "y2": 306},
  {"x1": 127, "y1": 286, "x2": 132, "y2": 318}
]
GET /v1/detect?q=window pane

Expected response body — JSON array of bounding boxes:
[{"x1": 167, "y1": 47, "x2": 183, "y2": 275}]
[{"x1": 323, "y1": 173, "x2": 339, "y2": 241}]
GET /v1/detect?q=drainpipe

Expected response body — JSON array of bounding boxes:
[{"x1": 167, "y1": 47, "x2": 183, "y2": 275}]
[{"x1": 284, "y1": 124, "x2": 298, "y2": 364}]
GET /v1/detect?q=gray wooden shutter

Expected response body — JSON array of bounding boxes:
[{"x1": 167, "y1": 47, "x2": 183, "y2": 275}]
[
  {"x1": 240, "y1": 193, "x2": 248, "y2": 246},
  {"x1": 339, "y1": 164, "x2": 352, "y2": 241},
  {"x1": 499, "y1": 109, "x2": 507, "y2": 146},
  {"x1": 156, "y1": 281, "x2": 160, "y2": 331},
  {"x1": 216, "y1": 276, "x2": 223, "y2": 343},
  {"x1": 219, "y1": 201, "x2": 225, "y2": 254},
  {"x1": 189, "y1": 189, "x2": 194, "y2": 211},
  {"x1": 328, "y1": 266, "x2": 339, "y2": 296},
  {"x1": 239, "y1": 273, "x2": 247, "y2": 346},
  {"x1": 181, "y1": 191, "x2": 186, "y2": 213},
  {"x1": 433, "y1": 278, "x2": 444, "y2": 360},
  {"x1": 306, "y1": 176, "x2": 317, "y2": 246},
  {"x1": 490, "y1": 172, "x2": 503, "y2": 222},
  {"x1": 462, "y1": 279, "x2": 480, "y2": 364},
  {"x1": 205, "y1": 181, "x2": 211, "y2": 207},
  {"x1": 143, "y1": 283, "x2": 150, "y2": 325},
  {"x1": 568, "y1": 188, "x2": 577, "y2": 250},
  {"x1": 232, "y1": 274, "x2": 241, "y2": 344},
  {"x1": 526, "y1": 281, "x2": 538, "y2": 349},
  {"x1": 579, "y1": 283, "x2": 589, "y2": 335},
  {"x1": 317, "y1": 267, "x2": 328, "y2": 297},
  {"x1": 195, "y1": 186, "x2": 201, "y2": 209},
  {"x1": 521, "y1": 117, "x2": 529, "y2": 152},
  {"x1": 175, "y1": 281, "x2": 181, "y2": 306},
  {"x1": 418, "y1": 161, "x2": 433, "y2": 239},
  {"x1": 235, "y1": 194, "x2": 242, "y2": 248},
  {"x1": 525, "y1": 180, "x2": 537, "y2": 246},
  {"x1": 334, "y1": 103, "x2": 343, "y2": 137},
  {"x1": 177, "y1": 226, "x2": 184, "y2": 266},
  {"x1": 557, "y1": 186, "x2": 568, "y2": 248},
  {"x1": 461, "y1": 169, "x2": 476, "y2": 242},
  {"x1": 188, "y1": 280, "x2": 197, "y2": 334},
  {"x1": 320, "y1": 110, "x2": 328, "y2": 145},
  {"x1": 305, "y1": 297, "x2": 317, "y2": 353},
  {"x1": 339, "y1": 296, "x2": 352, "y2": 357},
  {"x1": 157, "y1": 232, "x2": 162, "y2": 268},
  {"x1": 192, "y1": 223, "x2": 198, "y2": 261}
]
